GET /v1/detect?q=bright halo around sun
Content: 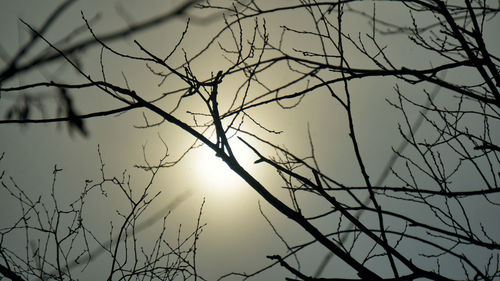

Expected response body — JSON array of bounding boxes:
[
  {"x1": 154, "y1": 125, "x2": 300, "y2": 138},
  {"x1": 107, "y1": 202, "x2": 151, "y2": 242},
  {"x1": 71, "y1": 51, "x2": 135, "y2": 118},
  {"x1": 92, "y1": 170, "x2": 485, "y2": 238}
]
[{"x1": 194, "y1": 141, "x2": 254, "y2": 198}]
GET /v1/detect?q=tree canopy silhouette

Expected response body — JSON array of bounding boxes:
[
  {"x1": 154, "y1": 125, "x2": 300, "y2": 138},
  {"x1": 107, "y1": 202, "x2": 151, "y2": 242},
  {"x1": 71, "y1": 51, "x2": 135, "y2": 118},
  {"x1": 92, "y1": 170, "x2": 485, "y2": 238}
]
[{"x1": 1, "y1": 0, "x2": 499, "y2": 280}]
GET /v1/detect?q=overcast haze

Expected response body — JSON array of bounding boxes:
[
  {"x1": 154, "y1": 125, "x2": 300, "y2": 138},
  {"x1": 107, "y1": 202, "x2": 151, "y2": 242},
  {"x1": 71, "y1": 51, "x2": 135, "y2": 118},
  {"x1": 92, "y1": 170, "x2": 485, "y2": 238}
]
[{"x1": 1, "y1": 0, "x2": 499, "y2": 280}]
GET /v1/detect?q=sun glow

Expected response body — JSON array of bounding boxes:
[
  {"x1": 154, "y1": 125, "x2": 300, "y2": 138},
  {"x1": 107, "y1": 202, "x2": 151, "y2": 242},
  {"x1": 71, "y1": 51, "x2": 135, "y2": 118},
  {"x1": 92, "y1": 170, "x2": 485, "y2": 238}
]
[{"x1": 194, "y1": 142, "x2": 255, "y2": 197}]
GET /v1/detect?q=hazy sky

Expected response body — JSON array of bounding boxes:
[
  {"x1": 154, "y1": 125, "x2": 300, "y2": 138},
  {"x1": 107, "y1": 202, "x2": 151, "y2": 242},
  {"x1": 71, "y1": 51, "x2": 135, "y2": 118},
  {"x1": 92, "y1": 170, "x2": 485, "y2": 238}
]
[
  {"x1": 1, "y1": 1, "x2": 499, "y2": 280},
  {"x1": 0, "y1": 1, "x2": 329, "y2": 279}
]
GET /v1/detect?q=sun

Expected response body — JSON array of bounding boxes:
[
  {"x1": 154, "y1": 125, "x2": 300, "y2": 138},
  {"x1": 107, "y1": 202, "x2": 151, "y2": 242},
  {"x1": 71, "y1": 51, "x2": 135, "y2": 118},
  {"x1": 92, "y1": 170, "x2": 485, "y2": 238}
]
[{"x1": 193, "y1": 142, "x2": 254, "y2": 197}]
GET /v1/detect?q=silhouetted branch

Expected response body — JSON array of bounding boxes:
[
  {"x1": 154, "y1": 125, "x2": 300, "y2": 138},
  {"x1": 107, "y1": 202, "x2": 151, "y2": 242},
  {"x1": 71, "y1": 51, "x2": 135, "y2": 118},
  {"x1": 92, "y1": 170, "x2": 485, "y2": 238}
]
[{"x1": 1, "y1": 0, "x2": 499, "y2": 280}]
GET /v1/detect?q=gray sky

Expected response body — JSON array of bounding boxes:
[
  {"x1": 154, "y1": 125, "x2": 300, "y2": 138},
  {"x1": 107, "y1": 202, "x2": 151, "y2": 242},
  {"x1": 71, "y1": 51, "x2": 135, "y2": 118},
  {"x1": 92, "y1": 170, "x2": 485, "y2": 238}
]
[
  {"x1": 1, "y1": 0, "x2": 499, "y2": 280},
  {"x1": 0, "y1": 1, "x2": 318, "y2": 279}
]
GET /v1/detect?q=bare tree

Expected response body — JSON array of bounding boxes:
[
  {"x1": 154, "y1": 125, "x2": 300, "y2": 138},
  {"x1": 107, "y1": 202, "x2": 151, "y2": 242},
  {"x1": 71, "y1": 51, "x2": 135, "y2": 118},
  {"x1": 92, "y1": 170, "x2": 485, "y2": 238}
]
[
  {"x1": 0, "y1": 146, "x2": 204, "y2": 281},
  {"x1": 1, "y1": 0, "x2": 499, "y2": 280}
]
